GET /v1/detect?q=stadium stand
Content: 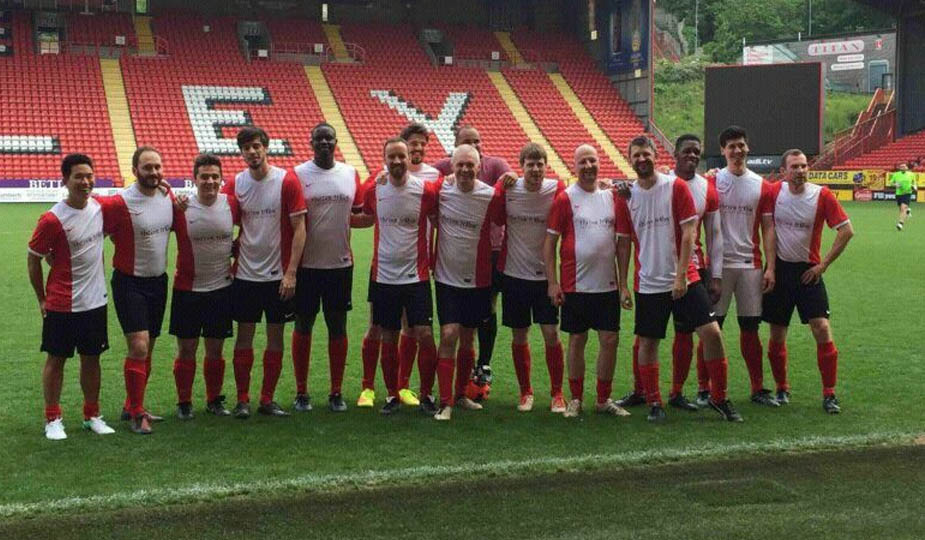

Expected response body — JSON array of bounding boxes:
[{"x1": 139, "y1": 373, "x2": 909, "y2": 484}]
[
  {"x1": 436, "y1": 23, "x2": 502, "y2": 61},
  {"x1": 264, "y1": 17, "x2": 327, "y2": 56},
  {"x1": 65, "y1": 12, "x2": 136, "y2": 48},
  {"x1": 835, "y1": 130, "x2": 925, "y2": 171}
]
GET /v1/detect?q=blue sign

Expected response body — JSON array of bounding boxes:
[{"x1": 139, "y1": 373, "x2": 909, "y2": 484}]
[{"x1": 606, "y1": 0, "x2": 649, "y2": 74}]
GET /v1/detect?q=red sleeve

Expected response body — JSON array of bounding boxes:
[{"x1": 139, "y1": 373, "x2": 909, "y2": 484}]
[
  {"x1": 759, "y1": 180, "x2": 776, "y2": 216},
  {"x1": 96, "y1": 194, "x2": 126, "y2": 236},
  {"x1": 432, "y1": 158, "x2": 452, "y2": 176},
  {"x1": 820, "y1": 187, "x2": 849, "y2": 228},
  {"x1": 613, "y1": 194, "x2": 633, "y2": 236},
  {"x1": 351, "y1": 171, "x2": 363, "y2": 208},
  {"x1": 28, "y1": 212, "x2": 59, "y2": 256},
  {"x1": 422, "y1": 178, "x2": 441, "y2": 217},
  {"x1": 705, "y1": 180, "x2": 719, "y2": 213},
  {"x1": 555, "y1": 180, "x2": 567, "y2": 196},
  {"x1": 672, "y1": 179, "x2": 698, "y2": 225},
  {"x1": 282, "y1": 169, "x2": 307, "y2": 216},
  {"x1": 227, "y1": 193, "x2": 241, "y2": 225},
  {"x1": 492, "y1": 182, "x2": 507, "y2": 226},
  {"x1": 362, "y1": 180, "x2": 377, "y2": 216},
  {"x1": 220, "y1": 176, "x2": 235, "y2": 196},
  {"x1": 546, "y1": 192, "x2": 570, "y2": 235}
]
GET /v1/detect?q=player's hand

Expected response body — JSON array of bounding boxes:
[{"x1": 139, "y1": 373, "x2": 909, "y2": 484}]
[
  {"x1": 708, "y1": 278, "x2": 722, "y2": 305},
  {"x1": 801, "y1": 264, "x2": 825, "y2": 285},
  {"x1": 279, "y1": 272, "x2": 297, "y2": 301},
  {"x1": 614, "y1": 180, "x2": 632, "y2": 199},
  {"x1": 157, "y1": 179, "x2": 172, "y2": 195},
  {"x1": 375, "y1": 170, "x2": 388, "y2": 185},
  {"x1": 547, "y1": 282, "x2": 564, "y2": 307},
  {"x1": 672, "y1": 276, "x2": 688, "y2": 300},
  {"x1": 620, "y1": 287, "x2": 633, "y2": 310},
  {"x1": 597, "y1": 179, "x2": 613, "y2": 190},
  {"x1": 444, "y1": 174, "x2": 456, "y2": 186},
  {"x1": 44, "y1": 252, "x2": 55, "y2": 267},
  {"x1": 174, "y1": 193, "x2": 190, "y2": 212},
  {"x1": 38, "y1": 299, "x2": 46, "y2": 318},
  {"x1": 762, "y1": 268, "x2": 776, "y2": 293},
  {"x1": 500, "y1": 171, "x2": 518, "y2": 188}
]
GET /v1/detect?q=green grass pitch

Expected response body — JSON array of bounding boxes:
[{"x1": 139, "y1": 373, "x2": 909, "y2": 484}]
[{"x1": 0, "y1": 201, "x2": 922, "y2": 536}]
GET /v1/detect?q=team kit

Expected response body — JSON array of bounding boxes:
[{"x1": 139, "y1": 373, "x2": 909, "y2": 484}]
[{"x1": 27, "y1": 122, "x2": 854, "y2": 439}]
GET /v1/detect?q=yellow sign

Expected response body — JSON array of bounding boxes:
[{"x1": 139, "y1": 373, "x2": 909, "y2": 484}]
[{"x1": 808, "y1": 170, "x2": 887, "y2": 189}]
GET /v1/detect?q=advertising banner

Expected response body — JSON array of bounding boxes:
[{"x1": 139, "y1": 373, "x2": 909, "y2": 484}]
[{"x1": 607, "y1": 0, "x2": 649, "y2": 74}]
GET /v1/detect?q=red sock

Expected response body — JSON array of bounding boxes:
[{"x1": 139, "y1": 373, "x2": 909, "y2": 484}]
[
  {"x1": 398, "y1": 333, "x2": 418, "y2": 390},
  {"x1": 568, "y1": 377, "x2": 584, "y2": 401},
  {"x1": 639, "y1": 363, "x2": 662, "y2": 406},
  {"x1": 45, "y1": 403, "x2": 62, "y2": 422},
  {"x1": 380, "y1": 342, "x2": 399, "y2": 398},
  {"x1": 817, "y1": 341, "x2": 838, "y2": 397},
  {"x1": 632, "y1": 338, "x2": 643, "y2": 395},
  {"x1": 329, "y1": 336, "x2": 347, "y2": 395},
  {"x1": 232, "y1": 348, "x2": 254, "y2": 403},
  {"x1": 173, "y1": 356, "x2": 197, "y2": 404},
  {"x1": 768, "y1": 340, "x2": 789, "y2": 392},
  {"x1": 671, "y1": 332, "x2": 693, "y2": 396},
  {"x1": 203, "y1": 356, "x2": 225, "y2": 403},
  {"x1": 437, "y1": 356, "x2": 455, "y2": 406},
  {"x1": 125, "y1": 355, "x2": 153, "y2": 411},
  {"x1": 704, "y1": 357, "x2": 728, "y2": 403},
  {"x1": 260, "y1": 350, "x2": 283, "y2": 405},
  {"x1": 361, "y1": 337, "x2": 380, "y2": 391},
  {"x1": 695, "y1": 341, "x2": 710, "y2": 392},
  {"x1": 291, "y1": 330, "x2": 311, "y2": 395},
  {"x1": 83, "y1": 401, "x2": 99, "y2": 420},
  {"x1": 740, "y1": 330, "x2": 764, "y2": 393},
  {"x1": 545, "y1": 342, "x2": 564, "y2": 396},
  {"x1": 417, "y1": 340, "x2": 437, "y2": 397},
  {"x1": 512, "y1": 343, "x2": 533, "y2": 395},
  {"x1": 455, "y1": 348, "x2": 475, "y2": 400},
  {"x1": 124, "y1": 357, "x2": 147, "y2": 416},
  {"x1": 596, "y1": 378, "x2": 613, "y2": 405}
]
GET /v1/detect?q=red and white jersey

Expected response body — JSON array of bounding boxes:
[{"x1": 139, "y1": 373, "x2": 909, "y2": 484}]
[
  {"x1": 769, "y1": 182, "x2": 850, "y2": 264},
  {"x1": 409, "y1": 164, "x2": 441, "y2": 183},
  {"x1": 28, "y1": 199, "x2": 107, "y2": 313},
  {"x1": 222, "y1": 165, "x2": 307, "y2": 282},
  {"x1": 173, "y1": 194, "x2": 238, "y2": 292},
  {"x1": 547, "y1": 184, "x2": 619, "y2": 293},
  {"x1": 615, "y1": 174, "x2": 700, "y2": 294},
  {"x1": 295, "y1": 160, "x2": 362, "y2": 269},
  {"x1": 498, "y1": 177, "x2": 566, "y2": 281},
  {"x1": 434, "y1": 179, "x2": 504, "y2": 288},
  {"x1": 363, "y1": 176, "x2": 438, "y2": 285},
  {"x1": 714, "y1": 168, "x2": 774, "y2": 269},
  {"x1": 100, "y1": 184, "x2": 176, "y2": 278},
  {"x1": 670, "y1": 171, "x2": 719, "y2": 271}
]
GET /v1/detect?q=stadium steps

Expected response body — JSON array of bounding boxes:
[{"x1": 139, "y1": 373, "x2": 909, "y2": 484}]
[
  {"x1": 494, "y1": 32, "x2": 524, "y2": 65},
  {"x1": 134, "y1": 16, "x2": 155, "y2": 55},
  {"x1": 99, "y1": 58, "x2": 136, "y2": 185},
  {"x1": 322, "y1": 24, "x2": 351, "y2": 62},
  {"x1": 486, "y1": 71, "x2": 573, "y2": 181},
  {"x1": 547, "y1": 73, "x2": 635, "y2": 178},
  {"x1": 304, "y1": 65, "x2": 370, "y2": 178}
]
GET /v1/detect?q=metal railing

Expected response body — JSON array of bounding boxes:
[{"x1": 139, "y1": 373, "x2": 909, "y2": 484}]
[{"x1": 811, "y1": 109, "x2": 895, "y2": 169}]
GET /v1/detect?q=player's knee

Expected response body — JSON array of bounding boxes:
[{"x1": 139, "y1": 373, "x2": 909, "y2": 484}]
[
  {"x1": 809, "y1": 318, "x2": 831, "y2": 343},
  {"x1": 294, "y1": 314, "x2": 315, "y2": 334},
  {"x1": 323, "y1": 311, "x2": 347, "y2": 338},
  {"x1": 737, "y1": 316, "x2": 761, "y2": 333},
  {"x1": 439, "y1": 325, "x2": 459, "y2": 344},
  {"x1": 540, "y1": 329, "x2": 560, "y2": 347},
  {"x1": 599, "y1": 332, "x2": 618, "y2": 349},
  {"x1": 365, "y1": 325, "x2": 382, "y2": 341}
]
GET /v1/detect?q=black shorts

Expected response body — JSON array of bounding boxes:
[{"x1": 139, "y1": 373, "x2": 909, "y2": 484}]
[
  {"x1": 369, "y1": 280, "x2": 433, "y2": 331},
  {"x1": 295, "y1": 266, "x2": 353, "y2": 319},
  {"x1": 169, "y1": 286, "x2": 234, "y2": 339},
  {"x1": 762, "y1": 259, "x2": 830, "y2": 326},
  {"x1": 111, "y1": 270, "x2": 168, "y2": 337},
  {"x1": 501, "y1": 275, "x2": 559, "y2": 328},
  {"x1": 435, "y1": 282, "x2": 491, "y2": 328},
  {"x1": 232, "y1": 278, "x2": 295, "y2": 324},
  {"x1": 561, "y1": 291, "x2": 620, "y2": 334},
  {"x1": 490, "y1": 250, "x2": 504, "y2": 294},
  {"x1": 896, "y1": 193, "x2": 912, "y2": 206},
  {"x1": 41, "y1": 306, "x2": 109, "y2": 358},
  {"x1": 636, "y1": 283, "x2": 715, "y2": 339}
]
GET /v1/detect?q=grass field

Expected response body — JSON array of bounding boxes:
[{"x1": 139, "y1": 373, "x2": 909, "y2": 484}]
[{"x1": 2, "y1": 201, "x2": 922, "y2": 537}]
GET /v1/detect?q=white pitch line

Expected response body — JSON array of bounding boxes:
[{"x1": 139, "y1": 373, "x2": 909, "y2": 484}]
[{"x1": 0, "y1": 430, "x2": 917, "y2": 519}]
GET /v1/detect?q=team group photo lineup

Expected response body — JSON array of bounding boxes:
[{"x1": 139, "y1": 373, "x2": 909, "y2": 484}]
[{"x1": 30, "y1": 119, "x2": 857, "y2": 440}]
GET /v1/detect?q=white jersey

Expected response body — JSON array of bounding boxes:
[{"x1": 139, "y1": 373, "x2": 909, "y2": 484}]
[
  {"x1": 28, "y1": 198, "x2": 107, "y2": 312},
  {"x1": 669, "y1": 171, "x2": 721, "y2": 274},
  {"x1": 769, "y1": 182, "x2": 850, "y2": 264},
  {"x1": 173, "y1": 193, "x2": 236, "y2": 292},
  {"x1": 224, "y1": 165, "x2": 307, "y2": 282},
  {"x1": 409, "y1": 163, "x2": 441, "y2": 182},
  {"x1": 295, "y1": 160, "x2": 362, "y2": 269},
  {"x1": 498, "y1": 177, "x2": 565, "y2": 281},
  {"x1": 547, "y1": 184, "x2": 618, "y2": 293},
  {"x1": 434, "y1": 179, "x2": 503, "y2": 288},
  {"x1": 714, "y1": 168, "x2": 774, "y2": 269},
  {"x1": 100, "y1": 183, "x2": 175, "y2": 278}
]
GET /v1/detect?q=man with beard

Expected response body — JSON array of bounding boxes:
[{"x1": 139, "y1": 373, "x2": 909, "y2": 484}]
[
  {"x1": 495, "y1": 143, "x2": 567, "y2": 413},
  {"x1": 362, "y1": 137, "x2": 440, "y2": 415},
  {"x1": 433, "y1": 125, "x2": 512, "y2": 394},
  {"x1": 615, "y1": 136, "x2": 742, "y2": 422},
  {"x1": 169, "y1": 153, "x2": 238, "y2": 419},
  {"x1": 28, "y1": 154, "x2": 116, "y2": 439},
  {"x1": 222, "y1": 126, "x2": 307, "y2": 419},
  {"x1": 544, "y1": 145, "x2": 629, "y2": 419},
  {"x1": 291, "y1": 123, "x2": 365, "y2": 413},
  {"x1": 762, "y1": 149, "x2": 853, "y2": 413}
]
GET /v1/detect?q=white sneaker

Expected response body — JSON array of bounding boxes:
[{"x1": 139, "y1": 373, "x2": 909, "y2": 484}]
[
  {"x1": 455, "y1": 397, "x2": 483, "y2": 411},
  {"x1": 517, "y1": 393, "x2": 534, "y2": 412},
  {"x1": 595, "y1": 398, "x2": 631, "y2": 417},
  {"x1": 83, "y1": 416, "x2": 116, "y2": 435},
  {"x1": 45, "y1": 418, "x2": 67, "y2": 440},
  {"x1": 434, "y1": 405, "x2": 453, "y2": 421},
  {"x1": 563, "y1": 399, "x2": 582, "y2": 418}
]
